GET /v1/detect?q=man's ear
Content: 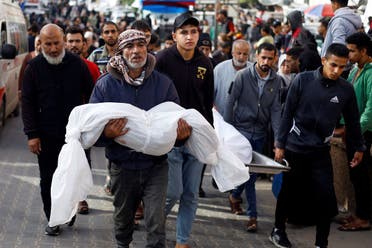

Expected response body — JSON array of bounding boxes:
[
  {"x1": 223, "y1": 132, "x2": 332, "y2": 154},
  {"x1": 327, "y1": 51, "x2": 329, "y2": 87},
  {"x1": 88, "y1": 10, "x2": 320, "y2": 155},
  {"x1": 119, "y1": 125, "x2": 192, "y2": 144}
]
[{"x1": 172, "y1": 32, "x2": 176, "y2": 42}]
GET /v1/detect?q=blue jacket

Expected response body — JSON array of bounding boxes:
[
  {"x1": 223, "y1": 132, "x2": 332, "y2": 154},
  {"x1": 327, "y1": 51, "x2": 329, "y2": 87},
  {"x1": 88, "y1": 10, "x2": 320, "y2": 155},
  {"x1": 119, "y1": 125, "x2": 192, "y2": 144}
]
[{"x1": 89, "y1": 54, "x2": 180, "y2": 170}]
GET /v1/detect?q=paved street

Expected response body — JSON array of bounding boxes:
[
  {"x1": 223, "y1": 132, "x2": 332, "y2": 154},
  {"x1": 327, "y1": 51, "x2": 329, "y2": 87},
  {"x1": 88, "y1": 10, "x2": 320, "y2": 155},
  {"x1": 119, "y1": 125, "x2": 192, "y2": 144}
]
[{"x1": 0, "y1": 115, "x2": 371, "y2": 248}]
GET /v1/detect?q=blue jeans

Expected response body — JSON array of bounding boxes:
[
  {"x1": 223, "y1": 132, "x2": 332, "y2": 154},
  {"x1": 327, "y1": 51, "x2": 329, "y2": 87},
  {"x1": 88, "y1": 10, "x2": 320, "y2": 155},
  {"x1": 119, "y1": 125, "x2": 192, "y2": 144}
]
[
  {"x1": 231, "y1": 134, "x2": 265, "y2": 218},
  {"x1": 165, "y1": 146, "x2": 203, "y2": 244}
]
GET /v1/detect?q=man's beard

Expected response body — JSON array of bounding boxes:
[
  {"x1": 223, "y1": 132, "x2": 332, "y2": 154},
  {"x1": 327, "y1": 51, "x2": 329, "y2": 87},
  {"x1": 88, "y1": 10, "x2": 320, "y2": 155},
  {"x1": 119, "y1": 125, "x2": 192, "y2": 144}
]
[
  {"x1": 69, "y1": 47, "x2": 81, "y2": 56},
  {"x1": 233, "y1": 58, "x2": 247, "y2": 68},
  {"x1": 42, "y1": 49, "x2": 65, "y2": 65},
  {"x1": 258, "y1": 63, "x2": 270, "y2": 72},
  {"x1": 127, "y1": 58, "x2": 147, "y2": 70}
]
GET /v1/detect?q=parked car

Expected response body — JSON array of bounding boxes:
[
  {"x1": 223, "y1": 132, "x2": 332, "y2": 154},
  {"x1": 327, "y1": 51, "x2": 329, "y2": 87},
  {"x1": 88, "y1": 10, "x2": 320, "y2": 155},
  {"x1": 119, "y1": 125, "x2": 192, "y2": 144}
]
[{"x1": 0, "y1": 0, "x2": 28, "y2": 129}]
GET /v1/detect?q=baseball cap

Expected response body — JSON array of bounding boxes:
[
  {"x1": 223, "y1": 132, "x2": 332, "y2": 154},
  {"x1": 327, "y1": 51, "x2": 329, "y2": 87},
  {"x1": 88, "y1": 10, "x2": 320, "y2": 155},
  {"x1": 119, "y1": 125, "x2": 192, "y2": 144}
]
[
  {"x1": 272, "y1": 19, "x2": 282, "y2": 27},
  {"x1": 197, "y1": 33, "x2": 212, "y2": 48},
  {"x1": 173, "y1": 12, "x2": 199, "y2": 31}
]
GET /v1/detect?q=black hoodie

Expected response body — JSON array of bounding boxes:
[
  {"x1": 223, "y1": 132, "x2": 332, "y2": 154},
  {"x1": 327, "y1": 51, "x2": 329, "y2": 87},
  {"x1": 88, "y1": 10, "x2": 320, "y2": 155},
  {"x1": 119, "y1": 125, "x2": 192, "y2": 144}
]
[{"x1": 155, "y1": 45, "x2": 214, "y2": 125}]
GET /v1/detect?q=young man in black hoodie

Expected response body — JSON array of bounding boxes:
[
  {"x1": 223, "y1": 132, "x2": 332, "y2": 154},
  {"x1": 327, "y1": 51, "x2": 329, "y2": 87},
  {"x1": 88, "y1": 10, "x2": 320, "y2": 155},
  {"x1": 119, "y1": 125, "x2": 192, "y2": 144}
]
[
  {"x1": 270, "y1": 43, "x2": 365, "y2": 248},
  {"x1": 155, "y1": 12, "x2": 214, "y2": 248}
]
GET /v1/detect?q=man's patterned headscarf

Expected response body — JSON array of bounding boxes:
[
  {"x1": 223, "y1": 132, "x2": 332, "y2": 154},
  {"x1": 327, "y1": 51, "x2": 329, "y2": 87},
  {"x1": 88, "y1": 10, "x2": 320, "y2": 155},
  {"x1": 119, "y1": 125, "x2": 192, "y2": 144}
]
[{"x1": 109, "y1": 30, "x2": 147, "y2": 86}]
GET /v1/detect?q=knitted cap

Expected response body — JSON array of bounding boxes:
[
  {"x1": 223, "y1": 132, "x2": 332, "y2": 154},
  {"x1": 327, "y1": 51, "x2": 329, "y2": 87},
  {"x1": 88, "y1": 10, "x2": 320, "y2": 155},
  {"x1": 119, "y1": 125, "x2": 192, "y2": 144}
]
[{"x1": 116, "y1": 29, "x2": 147, "y2": 54}]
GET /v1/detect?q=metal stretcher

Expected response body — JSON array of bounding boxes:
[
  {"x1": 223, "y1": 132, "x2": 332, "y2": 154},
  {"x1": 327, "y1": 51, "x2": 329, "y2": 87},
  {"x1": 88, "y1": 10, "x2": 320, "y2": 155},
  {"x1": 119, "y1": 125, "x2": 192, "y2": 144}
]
[{"x1": 247, "y1": 151, "x2": 290, "y2": 174}]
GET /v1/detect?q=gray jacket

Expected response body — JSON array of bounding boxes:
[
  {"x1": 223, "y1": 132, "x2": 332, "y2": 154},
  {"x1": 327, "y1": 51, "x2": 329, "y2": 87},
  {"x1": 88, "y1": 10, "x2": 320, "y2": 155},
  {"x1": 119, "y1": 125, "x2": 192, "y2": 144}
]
[
  {"x1": 321, "y1": 7, "x2": 362, "y2": 57},
  {"x1": 223, "y1": 63, "x2": 282, "y2": 139}
]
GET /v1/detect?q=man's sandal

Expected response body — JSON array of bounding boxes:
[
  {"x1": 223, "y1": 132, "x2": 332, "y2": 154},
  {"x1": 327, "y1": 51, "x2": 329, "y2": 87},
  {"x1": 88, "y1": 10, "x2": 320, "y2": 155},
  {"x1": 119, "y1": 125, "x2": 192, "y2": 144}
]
[
  {"x1": 338, "y1": 222, "x2": 371, "y2": 231},
  {"x1": 78, "y1": 200, "x2": 89, "y2": 215}
]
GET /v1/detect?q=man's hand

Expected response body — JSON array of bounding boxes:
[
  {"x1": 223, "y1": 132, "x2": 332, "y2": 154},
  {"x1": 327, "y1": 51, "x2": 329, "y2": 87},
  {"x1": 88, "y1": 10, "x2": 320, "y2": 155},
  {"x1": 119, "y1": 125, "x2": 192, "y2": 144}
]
[
  {"x1": 334, "y1": 126, "x2": 345, "y2": 143},
  {"x1": 103, "y1": 118, "x2": 129, "y2": 139},
  {"x1": 28, "y1": 138, "x2": 41, "y2": 155},
  {"x1": 176, "y1": 118, "x2": 192, "y2": 140},
  {"x1": 350, "y1": 151, "x2": 363, "y2": 168},
  {"x1": 274, "y1": 147, "x2": 285, "y2": 162}
]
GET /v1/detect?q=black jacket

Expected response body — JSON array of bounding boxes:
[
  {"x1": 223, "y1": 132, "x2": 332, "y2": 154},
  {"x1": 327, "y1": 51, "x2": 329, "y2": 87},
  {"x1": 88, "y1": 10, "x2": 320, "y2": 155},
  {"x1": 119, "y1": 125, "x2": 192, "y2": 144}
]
[
  {"x1": 275, "y1": 67, "x2": 365, "y2": 153},
  {"x1": 22, "y1": 52, "x2": 94, "y2": 140},
  {"x1": 155, "y1": 45, "x2": 214, "y2": 125}
]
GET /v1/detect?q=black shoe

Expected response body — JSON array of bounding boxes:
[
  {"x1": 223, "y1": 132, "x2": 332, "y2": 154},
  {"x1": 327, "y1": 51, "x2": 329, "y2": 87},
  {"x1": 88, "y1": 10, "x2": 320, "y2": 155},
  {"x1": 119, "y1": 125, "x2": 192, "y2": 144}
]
[
  {"x1": 199, "y1": 188, "x2": 206, "y2": 198},
  {"x1": 269, "y1": 228, "x2": 292, "y2": 248},
  {"x1": 67, "y1": 215, "x2": 76, "y2": 227},
  {"x1": 45, "y1": 225, "x2": 60, "y2": 236}
]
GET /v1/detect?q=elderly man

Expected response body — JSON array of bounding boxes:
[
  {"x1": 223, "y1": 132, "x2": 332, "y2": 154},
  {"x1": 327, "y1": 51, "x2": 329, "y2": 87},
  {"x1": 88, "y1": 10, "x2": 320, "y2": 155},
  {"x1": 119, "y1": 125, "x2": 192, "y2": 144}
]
[
  {"x1": 214, "y1": 39, "x2": 251, "y2": 116},
  {"x1": 89, "y1": 29, "x2": 191, "y2": 248},
  {"x1": 21, "y1": 24, "x2": 94, "y2": 236}
]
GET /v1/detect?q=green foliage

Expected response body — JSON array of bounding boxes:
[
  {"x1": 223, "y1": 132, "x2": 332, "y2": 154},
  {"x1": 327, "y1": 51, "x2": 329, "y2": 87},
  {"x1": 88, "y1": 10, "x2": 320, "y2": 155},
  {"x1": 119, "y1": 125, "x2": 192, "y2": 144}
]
[
  {"x1": 239, "y1": 0, "x2": 258, "y2": 8},
  {"x1": 119, "y1": 0, "x2": 135, "y2": 5}
]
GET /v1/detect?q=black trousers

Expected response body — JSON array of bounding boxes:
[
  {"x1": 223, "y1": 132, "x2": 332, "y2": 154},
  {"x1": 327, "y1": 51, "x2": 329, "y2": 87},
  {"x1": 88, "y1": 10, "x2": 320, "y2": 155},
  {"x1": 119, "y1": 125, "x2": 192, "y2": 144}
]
[
  {"x1": 346, "y1": 131, "x2": 372, "y2": 221},
  {"x1": 274, "y1": 149, "x2": 338, "y2": 247},
  {"x1": 37, "y1": 136, "x2": 65, "y2": 221}
]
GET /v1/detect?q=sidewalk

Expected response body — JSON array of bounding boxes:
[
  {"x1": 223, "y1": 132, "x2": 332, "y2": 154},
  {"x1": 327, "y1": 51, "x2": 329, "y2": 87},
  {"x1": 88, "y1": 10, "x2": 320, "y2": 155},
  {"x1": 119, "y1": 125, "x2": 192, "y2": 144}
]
[{"x1": 0, "y1": 116, "x2": 371, "y2": 248}]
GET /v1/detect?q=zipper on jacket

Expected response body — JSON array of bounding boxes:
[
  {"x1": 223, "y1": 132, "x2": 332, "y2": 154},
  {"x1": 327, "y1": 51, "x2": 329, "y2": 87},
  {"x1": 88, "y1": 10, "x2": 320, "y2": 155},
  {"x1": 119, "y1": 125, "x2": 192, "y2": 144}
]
[{"x1": 134, "y1": 88, "x2": 139, "y2": 104}]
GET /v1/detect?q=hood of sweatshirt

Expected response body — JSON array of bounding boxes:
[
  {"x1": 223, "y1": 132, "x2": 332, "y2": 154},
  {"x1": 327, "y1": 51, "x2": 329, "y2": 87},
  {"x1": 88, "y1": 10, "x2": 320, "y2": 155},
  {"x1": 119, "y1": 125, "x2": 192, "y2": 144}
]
[
  {"x1": 333, "y1": 7, "x2": 362, "y2": 30},
  {"x1": 287, "y1": 10, "x2": 303, "y2": 31}
]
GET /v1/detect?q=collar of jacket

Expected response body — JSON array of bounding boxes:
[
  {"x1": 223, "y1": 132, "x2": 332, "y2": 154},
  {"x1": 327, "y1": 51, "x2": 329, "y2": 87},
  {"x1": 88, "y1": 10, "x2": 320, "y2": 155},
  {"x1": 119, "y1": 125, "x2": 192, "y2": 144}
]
[
  {"x1": 170, "y1": 44, "x2": 205, "y2": 62},
  {"x1": 316, "y1": 67, "x2": 339, "y2": 87},
  {"x1": 249, "y1": 62, "x2": 277, "y2": 81}
]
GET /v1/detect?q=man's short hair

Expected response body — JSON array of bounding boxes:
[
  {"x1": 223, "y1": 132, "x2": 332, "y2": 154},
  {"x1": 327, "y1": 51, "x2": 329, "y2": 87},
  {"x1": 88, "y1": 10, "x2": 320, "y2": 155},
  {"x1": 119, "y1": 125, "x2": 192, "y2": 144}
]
[
  {"x1": 65, "y1": 26, "x2": 84, "y2": 40},
  {"x1": 325, "y1": 43, "x2": 349, "y2": 59},
  {"x1": 331, "y1": 0, "x2": 348, "y2": 7},
  {"x1": 346, "y1": 32, "x2": 372, "y2": 56},
  {"x1": 261, "y1": 24, "x2": 271, "y2": 34},
  {"x1": 102, "y1": 21, "x2": 119, "y2": 32},
  {"x1": 257, "y1": 42, "x2": 276, "y2": 55},
  {"x1": 28, "y1": 23, "x2": 39, "y2": 33},
  {"x1": 165, "y1": 34, "x2": 173, "y2": 41},
  {"x1": 130, "y1": 20, "x2": 151, "y2": 33},
  {"x1": 319, "y1": 17, "x2": 331, "y2": 28},
  {"x1": 286, "y1": 47, "x2": 304, "y2": 60},
  {"x1": 219, "y1": 9, "x2": 228, "y2": 17}
]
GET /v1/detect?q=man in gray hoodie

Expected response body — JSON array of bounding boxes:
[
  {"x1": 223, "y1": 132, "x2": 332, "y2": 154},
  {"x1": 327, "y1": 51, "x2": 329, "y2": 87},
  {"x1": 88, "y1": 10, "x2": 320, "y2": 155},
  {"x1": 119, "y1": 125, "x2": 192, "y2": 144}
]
[
  {"x1": 224, "y1": 42, "x2": 282, "y2": 232},
  {"x1": 320, "y1": 0, "x2": 363, "y2": 57}
]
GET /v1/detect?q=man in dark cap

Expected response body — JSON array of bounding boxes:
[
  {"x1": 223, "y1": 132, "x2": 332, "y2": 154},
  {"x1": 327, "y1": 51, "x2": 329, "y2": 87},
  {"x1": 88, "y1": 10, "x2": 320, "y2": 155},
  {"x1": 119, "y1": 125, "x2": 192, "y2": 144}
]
[
  {"x1": 197, "y1": 32, "x2": 216, "y2": 68},
  {"x1": 90, "y1": 29, "x2": 191, "y2": 248},
  {"x1": 156, "y1": 12, "x2": 214, "y2": 248}
]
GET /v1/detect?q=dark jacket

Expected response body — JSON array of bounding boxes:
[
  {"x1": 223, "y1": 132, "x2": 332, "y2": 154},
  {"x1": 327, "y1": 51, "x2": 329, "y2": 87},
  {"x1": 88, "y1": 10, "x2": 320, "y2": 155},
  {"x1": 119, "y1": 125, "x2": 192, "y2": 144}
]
[
  {"x1": 155, "y1": 45, "x2": 214, "y2": 125},
  {"x1": 224, "y1": 63, "x2": 282, "y2": 139},
  {"x1": 286, "y1": 10, "x2": 316, "y2": 50},
  {"x1": 22, "y1": 51, "x2": 94, "y2": 140},
  {"x1": 89, "y1": 54, "x2": 180, "y2": 170},
  {"x1": 275, "y1": 67, "x2": 365, "y2": 153}
]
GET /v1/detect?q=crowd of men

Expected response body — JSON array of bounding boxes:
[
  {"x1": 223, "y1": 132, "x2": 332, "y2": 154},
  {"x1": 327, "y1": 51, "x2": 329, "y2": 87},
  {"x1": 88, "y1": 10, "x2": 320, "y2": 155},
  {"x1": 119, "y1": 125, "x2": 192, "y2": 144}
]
[{"x1": 20, "y1": 0, "x2": 372, "y2": 247}]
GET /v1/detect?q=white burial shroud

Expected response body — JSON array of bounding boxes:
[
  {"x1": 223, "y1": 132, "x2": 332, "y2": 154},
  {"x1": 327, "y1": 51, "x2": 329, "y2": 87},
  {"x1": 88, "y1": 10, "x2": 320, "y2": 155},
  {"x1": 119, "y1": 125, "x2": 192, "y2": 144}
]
[{"x1": 49, "y1": 102, "x2": 251, "y2": 227}]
